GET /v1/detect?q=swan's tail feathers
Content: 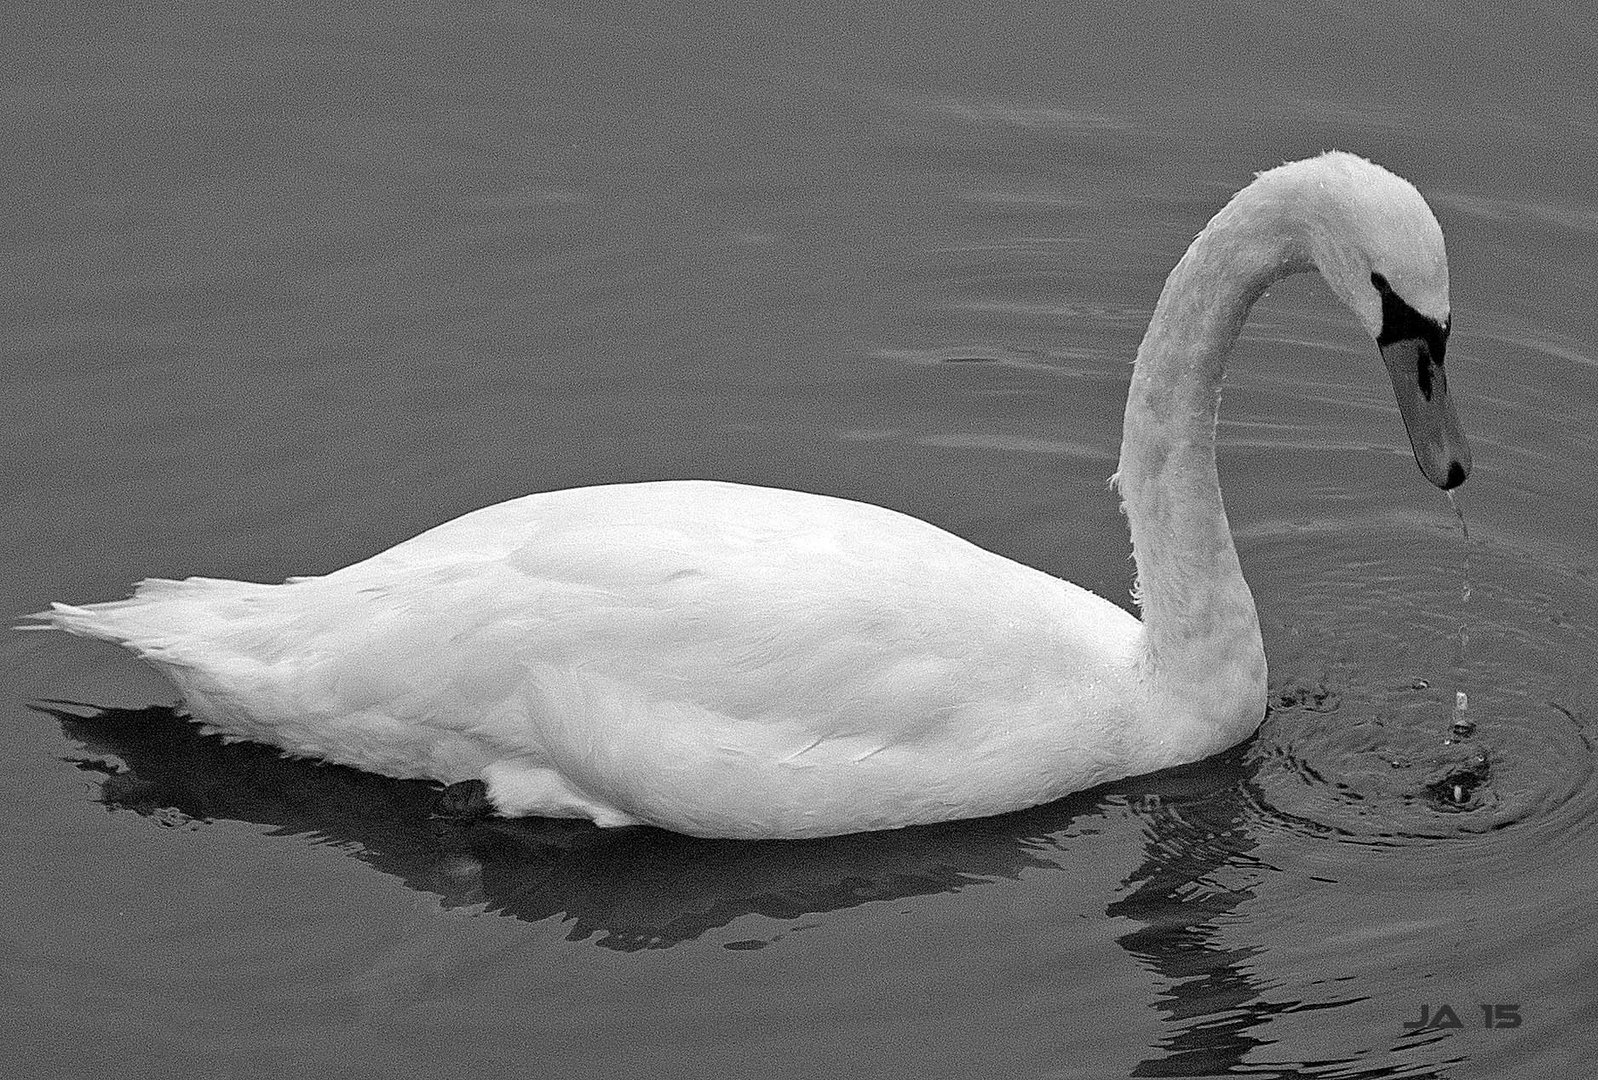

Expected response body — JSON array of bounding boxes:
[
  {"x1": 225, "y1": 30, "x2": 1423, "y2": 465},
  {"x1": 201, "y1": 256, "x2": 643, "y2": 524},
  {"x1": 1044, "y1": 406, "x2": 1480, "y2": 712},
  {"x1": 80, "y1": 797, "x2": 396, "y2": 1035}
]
[
  {"x1": 18, "y1": 577, "x2": 279, "y2": 658},
  {"x1": 19, "y1": 601, "x2": 141, "y2": 644}
]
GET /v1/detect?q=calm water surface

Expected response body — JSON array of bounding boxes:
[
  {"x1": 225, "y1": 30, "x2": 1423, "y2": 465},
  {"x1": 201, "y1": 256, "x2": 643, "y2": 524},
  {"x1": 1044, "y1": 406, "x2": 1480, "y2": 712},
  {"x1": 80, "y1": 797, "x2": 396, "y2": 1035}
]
[{"x1": 5, "y1": 3, "x2": 1596, "y2": 1077}]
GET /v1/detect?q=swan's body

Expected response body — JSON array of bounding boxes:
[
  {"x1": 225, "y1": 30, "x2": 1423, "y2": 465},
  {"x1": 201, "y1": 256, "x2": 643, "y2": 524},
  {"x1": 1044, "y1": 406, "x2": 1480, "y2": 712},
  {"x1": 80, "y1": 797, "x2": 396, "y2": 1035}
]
[{"x1": 27, "y1": 152, "x2": 1470, "y2": 838}]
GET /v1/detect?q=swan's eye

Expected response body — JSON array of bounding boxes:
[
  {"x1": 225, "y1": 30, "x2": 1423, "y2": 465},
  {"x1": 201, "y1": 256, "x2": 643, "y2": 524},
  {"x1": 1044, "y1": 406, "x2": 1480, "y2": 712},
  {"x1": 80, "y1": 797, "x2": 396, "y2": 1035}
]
[{"x1": 1370, "y1": 271, "x2": 1445, "y2": 351}]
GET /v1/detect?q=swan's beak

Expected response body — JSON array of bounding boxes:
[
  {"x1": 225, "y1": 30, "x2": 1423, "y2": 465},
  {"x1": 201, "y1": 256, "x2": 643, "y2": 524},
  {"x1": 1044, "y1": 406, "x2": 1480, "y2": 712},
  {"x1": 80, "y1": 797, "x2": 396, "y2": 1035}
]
[{"x1": 1380, "y1": 329, "x2": 1471, "y2": 490}]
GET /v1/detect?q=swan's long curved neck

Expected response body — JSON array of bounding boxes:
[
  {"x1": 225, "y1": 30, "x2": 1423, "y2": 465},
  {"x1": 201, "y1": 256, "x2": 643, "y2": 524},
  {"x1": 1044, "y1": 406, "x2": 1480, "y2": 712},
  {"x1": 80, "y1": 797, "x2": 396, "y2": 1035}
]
[{"x1": 1115, "y1": 186, "x2": 1313, "y2": 740}]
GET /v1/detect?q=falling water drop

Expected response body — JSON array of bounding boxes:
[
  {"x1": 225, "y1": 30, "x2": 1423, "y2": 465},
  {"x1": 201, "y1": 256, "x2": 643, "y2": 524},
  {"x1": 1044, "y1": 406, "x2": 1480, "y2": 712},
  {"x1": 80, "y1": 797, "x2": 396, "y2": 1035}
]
[
  {"x1": 1447, "y1": 489, "x2": 1472, "y2": 654},
  {"x1": 1445, "y1": 490, "x2": 1474, "y2": 739}
]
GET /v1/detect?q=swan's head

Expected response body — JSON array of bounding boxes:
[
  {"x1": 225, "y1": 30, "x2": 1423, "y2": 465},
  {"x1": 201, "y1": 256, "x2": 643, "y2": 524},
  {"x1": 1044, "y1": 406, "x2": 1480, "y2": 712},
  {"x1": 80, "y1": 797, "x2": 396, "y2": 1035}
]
[{"x1": 1262, "y1": 152, "x2": 1470, "y2": 489}]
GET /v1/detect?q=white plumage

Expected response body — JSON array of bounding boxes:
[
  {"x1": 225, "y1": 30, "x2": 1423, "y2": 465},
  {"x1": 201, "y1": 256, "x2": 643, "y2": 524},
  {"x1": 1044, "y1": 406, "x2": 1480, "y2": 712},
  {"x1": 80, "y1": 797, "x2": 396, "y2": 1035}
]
[{"x1": 27, "y1": 152, "x2": 1470, "y2": 838}]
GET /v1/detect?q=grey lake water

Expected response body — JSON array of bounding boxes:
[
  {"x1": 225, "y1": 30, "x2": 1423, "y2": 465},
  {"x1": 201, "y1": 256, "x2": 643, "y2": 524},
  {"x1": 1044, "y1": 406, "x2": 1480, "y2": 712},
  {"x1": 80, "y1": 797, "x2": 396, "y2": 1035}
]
[{"x1": 4, "y1": 2, "x2": 1596, "y2": 1077}]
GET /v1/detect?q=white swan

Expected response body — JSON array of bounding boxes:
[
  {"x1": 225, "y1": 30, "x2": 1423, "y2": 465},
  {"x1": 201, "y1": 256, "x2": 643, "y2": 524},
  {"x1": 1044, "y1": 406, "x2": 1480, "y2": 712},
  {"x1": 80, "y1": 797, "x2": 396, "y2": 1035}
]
[{"x1": 27, "y1": 152, "x2": 1470, "y2": 839}]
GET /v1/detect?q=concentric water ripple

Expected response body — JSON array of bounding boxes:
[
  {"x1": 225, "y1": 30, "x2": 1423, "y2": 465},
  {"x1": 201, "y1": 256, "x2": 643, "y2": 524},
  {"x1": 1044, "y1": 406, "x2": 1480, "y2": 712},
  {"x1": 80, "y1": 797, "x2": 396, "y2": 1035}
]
[{"x1": 1239, "y1": 525, "x2": 1598, "y2": 847}]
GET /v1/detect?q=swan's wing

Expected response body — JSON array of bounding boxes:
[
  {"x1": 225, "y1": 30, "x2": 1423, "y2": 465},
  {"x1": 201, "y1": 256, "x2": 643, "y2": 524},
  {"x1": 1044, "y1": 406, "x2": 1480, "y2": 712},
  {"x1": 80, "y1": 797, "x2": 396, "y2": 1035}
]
[
  {"x1": 311, "y1": 482, "x2": 1084, "y2": 718},
  {"x1": 44, "y1": 481, "x2": 1142, "y2": 832}
]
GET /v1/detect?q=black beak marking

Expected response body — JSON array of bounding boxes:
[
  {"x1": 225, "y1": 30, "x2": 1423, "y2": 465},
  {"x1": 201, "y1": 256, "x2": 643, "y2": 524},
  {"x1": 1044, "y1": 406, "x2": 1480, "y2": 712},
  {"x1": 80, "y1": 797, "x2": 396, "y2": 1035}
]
[
  {"x1": 1372, "y1": 272, "x2": 1470, "y2": 490},
  {"x1": 1372, "y1": 272, "x2": 1448, "y2": 401}
]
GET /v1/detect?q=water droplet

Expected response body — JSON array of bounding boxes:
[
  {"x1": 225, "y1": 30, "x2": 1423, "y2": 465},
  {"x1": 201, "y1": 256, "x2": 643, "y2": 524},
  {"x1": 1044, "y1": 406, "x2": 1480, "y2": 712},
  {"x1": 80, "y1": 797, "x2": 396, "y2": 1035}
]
[{"x1": 1450, "y1": 690, "x2": 1474, "y2": 737}]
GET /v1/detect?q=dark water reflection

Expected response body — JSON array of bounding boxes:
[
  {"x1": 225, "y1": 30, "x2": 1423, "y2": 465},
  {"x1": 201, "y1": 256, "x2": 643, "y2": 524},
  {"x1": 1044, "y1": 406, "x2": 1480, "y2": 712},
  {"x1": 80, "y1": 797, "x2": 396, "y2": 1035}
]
[
  {"x1": 44, "y1": 702, "x2": 1207, "y2": 952},
  {"x1": 42, "y1": 700, "x2": 1479, "y2": 1078}
]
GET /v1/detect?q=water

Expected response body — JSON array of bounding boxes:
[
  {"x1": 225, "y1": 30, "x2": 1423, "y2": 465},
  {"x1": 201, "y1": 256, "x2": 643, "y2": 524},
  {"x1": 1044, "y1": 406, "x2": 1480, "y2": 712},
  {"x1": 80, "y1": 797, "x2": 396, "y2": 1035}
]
[{"x1": 5, "y1": 2, "x2": 1597, "y2": 1077}]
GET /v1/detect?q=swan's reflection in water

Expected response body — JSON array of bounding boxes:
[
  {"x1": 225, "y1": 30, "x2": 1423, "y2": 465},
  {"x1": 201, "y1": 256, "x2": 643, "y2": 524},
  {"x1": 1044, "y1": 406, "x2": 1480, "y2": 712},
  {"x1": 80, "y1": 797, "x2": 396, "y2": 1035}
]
[
  {"x1": 47, "y1": 702, "x2": 1139, "y2": 947},
  {"x1": 43, "y1": 702, "x2": 1456, "y2": 1077}
]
